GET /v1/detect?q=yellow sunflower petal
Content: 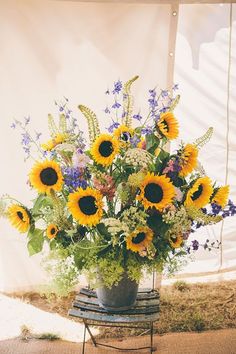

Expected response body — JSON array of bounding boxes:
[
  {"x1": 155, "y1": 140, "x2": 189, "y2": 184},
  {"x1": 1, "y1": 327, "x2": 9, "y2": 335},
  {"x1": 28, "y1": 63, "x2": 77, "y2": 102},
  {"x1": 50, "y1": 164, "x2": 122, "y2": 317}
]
[
  {"x1": 7, "y1": 204, "x2": 30, "y2": 233},
  {"x1": 126, "y1": 226, "x2": 153, "y2": 253},
  {"x1": 91, "y1": 134, "x2": 120, "y2": 166},
  {"x1": 185, "y1": 176, "x2": 213, "y2": 208},
  {"x1": 137, "y1": 172, "x2": 175, "y2": 211},
  {"x1": 41, "y1": 133, "x2": 68, "y2": 151},
  {"x1": 29, "y1": 160, "x2": 63, "y2": 195},
  {"x1": 113, "y1": 125, "x2": 134, "y2": 143},
  {"x1": 179, "y1": 144, "x2": 198, "y2": 177},
  {"x1": 169, "y1": 234, "x2": 183, "y2": 249},
  {"x1": 212, "y1": 185, "x2": 230, "y2": 208},
  {"x1": 67, "y1": 187, "x2": 103, "y2": 227},
  {"x1": 46, "y1": 224, "x2": 58, "y2": 239},
  {"x1": 157, "y1": 112, "x2": 179, "y2": 140}
]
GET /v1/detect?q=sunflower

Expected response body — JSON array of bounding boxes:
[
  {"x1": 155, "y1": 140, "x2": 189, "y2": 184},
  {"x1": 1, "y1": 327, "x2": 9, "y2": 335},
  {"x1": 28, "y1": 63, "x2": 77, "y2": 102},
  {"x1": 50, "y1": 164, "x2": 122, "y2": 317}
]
[
  {"x1": 157, "y1": 112, "x2": 179, "y2": 140},
  {"x1": 137, "y1": 173, "x2": 175, "y2": 211},
  {"x1": 7, "y1": 204, "x2": 30, "y2": 233},
  {"x1": 67, "y1": 187, "x2": 103, "y2": 226},
  {"x1": 185, "y1": 176, "x2": 213, "y2": 208},
  {"x1": 179, "y1": 144, "x2": 198, "y2": 177},
  {"x1": 91, "y1": 134, "x2": 120, "y2": 166},
  {"x1": 212, "y1": 185, "x2": 229, "y2": 208},
  {"x1": 41, "y1": 133, "x2": 68, "y2": 151},
  {"x1": 169, "y1": 234, "x2": 183, "y2": 248},
  {"x1": 46, "y1": 224, "x2": 58, "y2": 239},
  {"x1": 29, "y1": 160, "x2": 63, "y2": 195},
  {"x1": 126, "y1": 226, "x2": 154, "y2": 253},
  {"x1": 113, "y1": 125, "x2": 133, "y2": 144}
]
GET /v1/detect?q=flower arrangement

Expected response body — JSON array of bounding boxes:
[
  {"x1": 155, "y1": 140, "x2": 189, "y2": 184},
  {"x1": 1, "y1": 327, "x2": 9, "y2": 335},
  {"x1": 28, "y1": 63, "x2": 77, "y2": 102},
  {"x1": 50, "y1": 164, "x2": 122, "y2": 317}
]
[{"x1": 1, "y1": 76, "x2": 235, "y2": 295}]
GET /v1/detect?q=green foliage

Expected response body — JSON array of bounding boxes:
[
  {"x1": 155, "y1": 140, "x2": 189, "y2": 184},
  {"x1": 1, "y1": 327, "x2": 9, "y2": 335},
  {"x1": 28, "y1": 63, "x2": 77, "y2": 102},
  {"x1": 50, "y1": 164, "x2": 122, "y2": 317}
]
[
  {"x1": 27, "y1": 228, "x2": 44, "y2": 256},
  {"x1": 145, "y1": 133, "x2": 160, "y2": 154}
]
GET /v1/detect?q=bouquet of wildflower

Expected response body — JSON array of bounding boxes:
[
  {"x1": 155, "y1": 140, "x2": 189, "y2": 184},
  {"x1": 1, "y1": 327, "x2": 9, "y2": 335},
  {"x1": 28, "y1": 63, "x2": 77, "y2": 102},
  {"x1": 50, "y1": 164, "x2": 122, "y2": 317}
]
[{"x1": 1, "y1": 76, "x2": 235, "y2": 294}]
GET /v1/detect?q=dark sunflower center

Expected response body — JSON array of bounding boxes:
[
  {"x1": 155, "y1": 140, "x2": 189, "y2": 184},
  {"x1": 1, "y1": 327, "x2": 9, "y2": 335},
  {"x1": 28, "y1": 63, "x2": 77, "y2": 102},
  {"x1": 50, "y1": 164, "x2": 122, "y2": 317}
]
[
  {"x1": 17, "y1": 211, "x2": 24, "y2": 220},
  {"x1": 170, "y1": 236, "x2": 177, "y2": 243},
  {"x1": 51, "y1": 228, "x2": 56, "y2": 235},
  {"x1": 121, "y1": 132, "x2": 130, "y2": 142},
  {"x1": 144, "y1": 183, "x2": 164, "y2": 203},
  {"x1": 40, "y1": 168, "x2": 58, "y2": 186},
  {"x1": 78, "y1": 196, "x2": 98, "y2": 215},
  {"x1": 191, "y1": 184, "x2": 203, "y2": 201},
  {"x1": 162, "y1": 120, "x2": 169, "y2": 132},
  {"x1": 98, "y1": 141, "x2": 114, "y2": 157},
  {"x1": 132, "y1": 232, "x2": 146, "y2": 244}
]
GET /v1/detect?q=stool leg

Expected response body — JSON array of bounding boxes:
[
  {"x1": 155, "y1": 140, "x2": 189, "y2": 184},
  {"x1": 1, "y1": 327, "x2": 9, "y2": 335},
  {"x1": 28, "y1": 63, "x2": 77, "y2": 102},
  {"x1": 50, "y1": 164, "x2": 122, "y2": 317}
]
[
  {"x1": 150, "y1": 321, "x2": 153, "y2": 353},
  {"x1": 82, "y1": 321, "x2": 86, "y2": 354}
]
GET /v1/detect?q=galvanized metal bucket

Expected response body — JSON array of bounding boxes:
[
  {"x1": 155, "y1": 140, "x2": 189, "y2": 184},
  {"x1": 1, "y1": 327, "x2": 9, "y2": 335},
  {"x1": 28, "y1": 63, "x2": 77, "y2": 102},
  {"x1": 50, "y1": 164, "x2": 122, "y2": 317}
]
[{"x1": 96, "y1": 272, "x2": 139, "y2": 312}]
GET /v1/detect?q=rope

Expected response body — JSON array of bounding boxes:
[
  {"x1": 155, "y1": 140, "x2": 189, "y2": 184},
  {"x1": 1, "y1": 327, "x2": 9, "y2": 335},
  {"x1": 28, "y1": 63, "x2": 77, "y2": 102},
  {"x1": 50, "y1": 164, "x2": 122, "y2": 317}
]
[{"x1": 219, "y1": 2, "x2": 233, "y2": 270}]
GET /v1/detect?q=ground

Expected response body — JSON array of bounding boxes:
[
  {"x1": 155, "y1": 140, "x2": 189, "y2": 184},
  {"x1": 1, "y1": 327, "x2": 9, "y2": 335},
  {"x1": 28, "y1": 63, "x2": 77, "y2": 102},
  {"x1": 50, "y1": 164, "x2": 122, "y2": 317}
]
[{"x1": 0, "y1": 280, "x2": 236, "y2": 353}]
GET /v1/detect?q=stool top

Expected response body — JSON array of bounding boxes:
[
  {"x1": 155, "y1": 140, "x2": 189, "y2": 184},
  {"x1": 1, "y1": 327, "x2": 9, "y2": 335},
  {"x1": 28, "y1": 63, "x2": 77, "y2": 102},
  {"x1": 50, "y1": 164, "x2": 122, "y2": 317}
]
[{"x1": 68, "y1": 287, "x2": 160, "y2": 323}]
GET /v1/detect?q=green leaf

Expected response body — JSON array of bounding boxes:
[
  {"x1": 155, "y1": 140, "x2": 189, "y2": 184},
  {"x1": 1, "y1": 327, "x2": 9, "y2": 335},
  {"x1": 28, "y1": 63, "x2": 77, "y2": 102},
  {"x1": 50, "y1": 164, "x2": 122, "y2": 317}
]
[
  {"x1": 96, "y1": 223, "x2": 111, "y2": 240},
  {"x1": 145, "y1": 134, "x2": 160, "y2": 154},
  {"x1": 31, "y1": 194, "x2": 52, "y2": 216},
  {"x1": 27, "y1": 229, "x2": 44, "y2": 256}
]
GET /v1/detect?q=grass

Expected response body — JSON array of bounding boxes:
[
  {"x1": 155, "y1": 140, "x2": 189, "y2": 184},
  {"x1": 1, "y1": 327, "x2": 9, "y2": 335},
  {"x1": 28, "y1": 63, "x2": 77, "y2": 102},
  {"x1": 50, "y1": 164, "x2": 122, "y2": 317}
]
[{"x1": 9, "y1": 280, "x2": 236, "y2": 339}]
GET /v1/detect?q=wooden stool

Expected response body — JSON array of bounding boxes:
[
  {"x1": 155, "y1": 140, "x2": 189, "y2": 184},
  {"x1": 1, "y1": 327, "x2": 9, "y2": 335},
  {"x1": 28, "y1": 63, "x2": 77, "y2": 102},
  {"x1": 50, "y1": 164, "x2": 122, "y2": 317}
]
[{"x1": 69, "y1": 287, "x2": 160, "y2": 353}]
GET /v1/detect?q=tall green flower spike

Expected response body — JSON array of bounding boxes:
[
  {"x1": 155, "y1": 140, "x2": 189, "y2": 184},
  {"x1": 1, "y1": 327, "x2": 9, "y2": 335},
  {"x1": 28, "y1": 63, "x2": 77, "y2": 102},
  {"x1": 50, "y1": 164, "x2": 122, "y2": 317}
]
[
  {"x1": 78, "y1": 105, "x2": 101, "y2": 145},
  {"x1": 59, "y1": 114, "x2": 67, "y2": 135},
  {"x1": 169, "y1": 94, "x2": 180, "y2": 112},
  {"x1": 122, "y1": 75, "x2": 139, "y2": 128},
  {"x1": 194, "y1": 127, "x2": 214, "y2": 149},
  {"x1": 47, "y1": 113, "x2": 68, "y2": 137},
  {"x1": 48, "y1": 114, "x2": 60, "y2": 136}
]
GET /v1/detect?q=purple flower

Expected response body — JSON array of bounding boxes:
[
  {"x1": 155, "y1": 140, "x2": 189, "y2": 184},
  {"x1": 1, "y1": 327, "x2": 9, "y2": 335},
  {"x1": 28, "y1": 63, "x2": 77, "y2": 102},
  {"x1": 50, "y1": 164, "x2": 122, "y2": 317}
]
[
  {"x1": 105, "y1": 89, "x2": 110, "y2": 95},
  {"x1": 24, "y1": 116, "x2": 30, "y2": 125},
  {"x1": 148, "y1": 98, "x2": 158, "y2": 109},
  {"x1": 107, "y1": 121, "x2": 120, "y2": 133},
  {"x1": 141, "y1": 127, "x2": 153, "y2": 135},
  {"x1": 11, "y1": 122, "x2": 16, "y2": 129},
  {"x1": 35, "y1": 132, "x2": 42, "y2": 140},
  {"x1": 149, "y1": 89, "x2": 156, "y2": 98},
  {"x1": 133, "y1": 113, "x2": 142, "y2": 121},
  {"x1": 104, "y1": 107, "x2": 110, "y2": 114},
  {"x1": 112, "y1": 101, "x2": 121, "y2": 109},
  {"x1": 172, "y1": 84, "x2": 179, "y2": 91},
  {"x1": 21, "y1": 132, "x2": 31, "y2": 145},
  {"x1": 161, "y1": 90, "x2": 169, "y2": 98},
  {"x1": 130, "y1": 136, "x2": 141, "y2": 147},
  {"x1": 62, "y1": 167, "x2": 88, "y2": 191},
  {"x1": 112, "y1": 80, "x2": 122, "y2": 95},
  {"x1": 192, "y1": 240, "x2": 199, "y2": 251},
  {"x1": 159, "y1": 106, "x2": 169, "y2": 113}
]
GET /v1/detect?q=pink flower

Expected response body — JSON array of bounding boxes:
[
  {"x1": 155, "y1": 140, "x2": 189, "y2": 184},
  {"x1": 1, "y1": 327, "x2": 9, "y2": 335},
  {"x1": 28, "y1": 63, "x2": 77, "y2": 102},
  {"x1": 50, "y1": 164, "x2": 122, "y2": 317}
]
[
  {"x1": 72, "y1": 150, "x2": 90, "y2": 169},
  {"x1": 163, "y1": 160, "x2": 175, "y2": 174},
  {"x1": 93, "y1": 174, "x2": 116, "y2": 201}
]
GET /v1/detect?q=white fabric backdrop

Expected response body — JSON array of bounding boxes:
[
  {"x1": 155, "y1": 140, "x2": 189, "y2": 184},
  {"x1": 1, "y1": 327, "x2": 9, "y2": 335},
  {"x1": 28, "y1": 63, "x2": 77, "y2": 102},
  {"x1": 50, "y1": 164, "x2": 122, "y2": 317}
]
[
  {"x1": 0, "y1": 0, "x2": 235, "y2": 291},
  {"x1": 0, "y1": 0, "x2": 173, "y2": 291}
]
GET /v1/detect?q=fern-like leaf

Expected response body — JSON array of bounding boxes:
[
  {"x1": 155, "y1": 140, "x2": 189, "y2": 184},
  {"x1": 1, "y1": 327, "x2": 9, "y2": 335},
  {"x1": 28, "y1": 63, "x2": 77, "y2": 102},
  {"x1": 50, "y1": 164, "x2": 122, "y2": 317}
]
[
  {"x1": 194, "y1": 127, "x2": 213, "y2": 149},
  {"x1": 48, "y1": 114, "x2": 59, "y2": 137},
  {"x1": 59, "y1": 114, "x2": 67, "y2": 135},
  {"x1": 78, "y1": 105, "x2": 101, "y2": 144},
  {"x1": 169, "y1": 94, "x2": 180, "y2": 112},
  {"x1": 122, "y1": 75, "x2": 139, "y2": 127}
]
